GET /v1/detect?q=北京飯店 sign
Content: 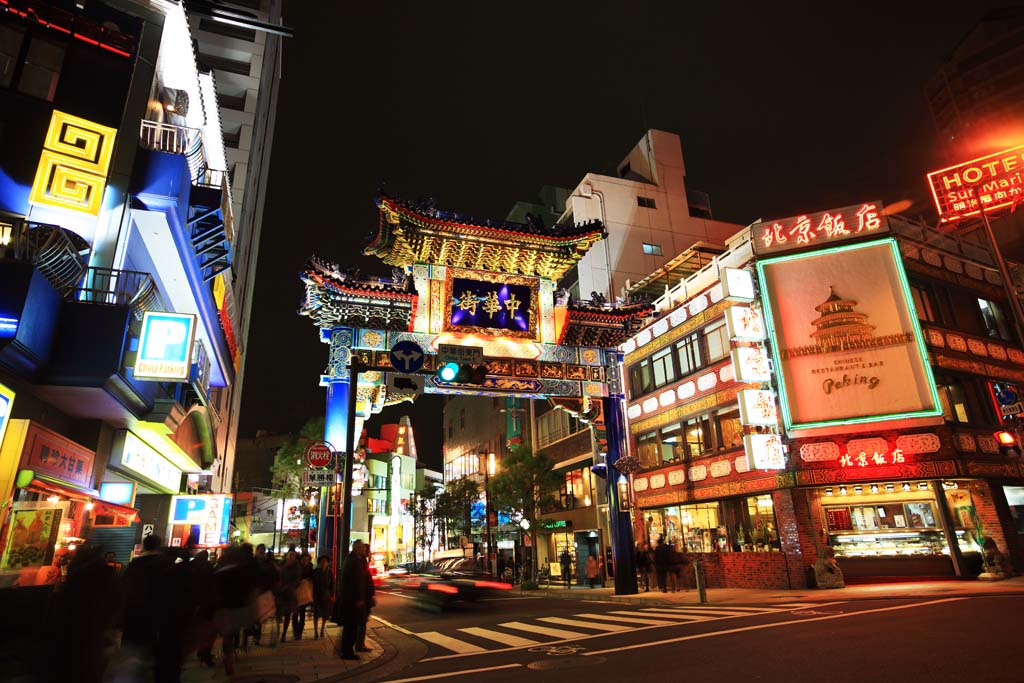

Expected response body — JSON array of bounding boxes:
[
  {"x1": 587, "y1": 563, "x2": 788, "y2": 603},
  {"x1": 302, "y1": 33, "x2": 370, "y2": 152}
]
[{"x1": 751, "y1": 202, "x2": 889, "y2": 256}]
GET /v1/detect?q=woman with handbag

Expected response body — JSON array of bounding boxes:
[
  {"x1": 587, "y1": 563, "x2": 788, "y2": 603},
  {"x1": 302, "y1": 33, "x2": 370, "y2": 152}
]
[
  {"x1": 292, "y1": 553, "x2": 315, "y2": 639},
  {"x1": 276, "y1": 550, "x2": 300, "y2": 642}
]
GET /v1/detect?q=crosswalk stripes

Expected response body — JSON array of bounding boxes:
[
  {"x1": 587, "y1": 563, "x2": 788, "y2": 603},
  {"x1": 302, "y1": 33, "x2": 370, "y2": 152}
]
[
  {"x1": 499, "y1": 621, "x2": 590, "y2": 639},
  {"x1": 537, "y1": 616, "x2": 630, "y2": 632},
  {"x1": 458, "y1": 627, "x2": 539, "y2": 647},
  {"x1": 413, "y1": 603, "x2": 815, "y2": 656}
]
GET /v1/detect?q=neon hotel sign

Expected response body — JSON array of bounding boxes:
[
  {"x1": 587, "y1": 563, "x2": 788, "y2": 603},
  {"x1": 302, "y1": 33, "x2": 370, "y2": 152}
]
[{"x1": 927, "y1": 144, "x2": 1024, "y2": 223}]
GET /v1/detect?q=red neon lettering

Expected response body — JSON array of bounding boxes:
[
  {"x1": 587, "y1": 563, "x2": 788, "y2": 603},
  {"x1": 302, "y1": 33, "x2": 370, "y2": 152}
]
[
  {"x1": 891, "y1": 448, "x2": 905, "y2": 463},
  {"x1": 817, "y1": 212, "x2": 849, "y2": 238},
  {"x1": 789, "y1": 215, "x2": 815, "y2": 244},
  {"x1": 856, "y1": 204, "x2": 880, "y2": 232},
  {"x1": 761, "y1": 222, "x2": 787, "y2": 249},
  {"x1": 871, "y1": 452, "x2": 886, "y2": 465},
  {"x1": 942, "y1": 173, "x2": 962, "y2": 190},
  {"x1": 839, "y1": 454, "x2": 852, "y2": 467}
]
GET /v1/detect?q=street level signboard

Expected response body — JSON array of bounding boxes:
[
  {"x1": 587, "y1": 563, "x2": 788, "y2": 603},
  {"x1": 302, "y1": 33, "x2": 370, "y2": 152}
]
[
  {"x1": 303, "y1": 469, "x2": 336, "y2": 487},
  {"x1": 438, "y1": 343, "x2": 483, "y2": 365},
  {"x1": 927, "y1": 144, "x2": 1024, "y2": 224},
  {"x1": 305, "y1": 440, "x2": 334, "y2": 469},
  {"x1": 389, "y1": 340, "x2": 425, "y2": 373}
]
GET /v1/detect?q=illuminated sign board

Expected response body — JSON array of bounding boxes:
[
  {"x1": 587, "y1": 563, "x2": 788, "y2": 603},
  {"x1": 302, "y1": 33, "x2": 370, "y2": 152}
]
[
  {"x1": 725, "y1": 306, "x2": 765, "y2": 342},
  {"x1": 170, "y1": 494, "x2": 232, "y2": 546},
  {"x1": 23, "y1": 421, "x2": 95, "y2": 489},
  {"x1": 444, "y1": 269, "x2": 539, "y2": 340},
  {"x1": 927, "y1": 145, "x2": 1024, "y2": 223},
  {"x1": 743, "y1": 433, "x2": 787, "y2": 471},
  {"x1": 279, "y1": 498, "x2": 305, "y2": 530},
  {"x1": 721, "y1": 268, "x2": 756, "y2": 301},
  {"x1": 110, "y1": 430, "x2": 183, "y2": 493},
  {"x1": 737, "y1": 389, "x2": 779, "y2": 427},
  {"x1": 756, "y1": 238, "x2": 941, "y2": 432},
  {"x1": 134, "y1": 312, "x2": 197, "y2": 381},
  {"x1": 0, "y1": 383, "x2": 14, "y2": 455},
  {"x1": 99, "y1": 482, "x2": 136, "y2": 506},
  {"x1": 29, "y1": 110, "x2": 117, "y2": 216},
  {"x1": 751, "y1": 202, "x2": 889, "y2": 256},
  {"x1": 731, "y1": 346, "x2": 771, "y2": 383}
]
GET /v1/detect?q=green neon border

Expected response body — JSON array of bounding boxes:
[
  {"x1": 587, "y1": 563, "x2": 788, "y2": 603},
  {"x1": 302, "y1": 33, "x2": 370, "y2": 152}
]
[{"x1": 755, "y1": 237, "x2": 943, "y2": 432}]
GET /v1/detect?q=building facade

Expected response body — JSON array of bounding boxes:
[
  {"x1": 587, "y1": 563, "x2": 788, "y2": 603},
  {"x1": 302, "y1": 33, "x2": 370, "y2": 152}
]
[
  {"x1": 0, "y1": 0, "x2": 284, "y2": 580},
  {"x1": 557, "y1": 129, "x2": 740, "y2": 302},
  {"x1": 622, "y1": 207, "x2": 1024, "y2": 589}
]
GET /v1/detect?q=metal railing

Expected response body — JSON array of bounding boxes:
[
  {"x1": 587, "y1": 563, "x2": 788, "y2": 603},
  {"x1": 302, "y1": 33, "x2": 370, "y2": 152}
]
[
  {"x1": 140, "y1": 119, "x2": 202, "y2": 156},
  {"x1": 1, "y1": 220, "x2": 87, "y2": 292},
  {"x1": 72, "y1": 267, "x2": 161, "y2": 319}
]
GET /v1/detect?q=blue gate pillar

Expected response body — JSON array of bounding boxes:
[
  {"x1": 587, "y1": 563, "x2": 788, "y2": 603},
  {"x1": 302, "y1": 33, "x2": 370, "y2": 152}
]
[
  {"x1": 603, "y1": 394, "x2": 638, "y2": 595},
  {"x1": 317, "y1": 328, "x2": 355, "y2": 563}
]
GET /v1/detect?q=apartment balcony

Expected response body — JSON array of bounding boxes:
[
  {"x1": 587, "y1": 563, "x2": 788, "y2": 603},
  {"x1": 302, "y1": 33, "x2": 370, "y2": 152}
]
[{"x1": 34, "y1": 266, "x2": 166, "y2": 418}]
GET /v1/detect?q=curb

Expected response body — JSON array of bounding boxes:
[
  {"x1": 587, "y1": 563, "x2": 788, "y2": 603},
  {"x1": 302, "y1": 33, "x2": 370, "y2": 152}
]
[
  {"x1": 317, "y1": 628, "x2": 398, "y2": 682},
  {"x1": 520, "y1": 587, "x2": 1024, "y2": 606}
]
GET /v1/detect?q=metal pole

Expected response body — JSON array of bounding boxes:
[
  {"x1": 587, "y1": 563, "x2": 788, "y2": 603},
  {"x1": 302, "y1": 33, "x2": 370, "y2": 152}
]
[
  {"x1": 694, "y1": 556, "x2": 707, "y2": 603},
  {"x1": 340, "y1": 356, "x2": 362, "y2": 563},
  {"x1": 974, "y1": 190, "x2": 1024, "y2": 344},
  {"x1": 931, "y1": 480, "x2": 965, "y2": 578},
  {"x1": 485, "y1": 466, "x2": 493, "y2": 576}
]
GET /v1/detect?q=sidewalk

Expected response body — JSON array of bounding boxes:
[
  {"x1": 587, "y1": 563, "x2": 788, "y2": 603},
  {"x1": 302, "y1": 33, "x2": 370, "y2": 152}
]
[
  {"x1": 180, "y1": 622, "x2": 383, "y2": 683},
  {"x1": 522, "y1": 575, "x2": 1024, "y2": 606}
]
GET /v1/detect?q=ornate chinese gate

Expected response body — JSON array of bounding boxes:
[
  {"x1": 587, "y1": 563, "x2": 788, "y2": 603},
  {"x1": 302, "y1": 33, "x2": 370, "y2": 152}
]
[{"x1": 299, "y1": 195, "x2": 650, "y2": 594}]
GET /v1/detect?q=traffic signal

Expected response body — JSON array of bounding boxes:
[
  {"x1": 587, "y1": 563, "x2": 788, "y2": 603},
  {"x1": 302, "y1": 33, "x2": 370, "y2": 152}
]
[
  {"x1": 995, "y1": 430, "x2": 1019, "y2": 456},
  {"x1": 435, "y1": 362, "x2": 487, "y2": 384}
]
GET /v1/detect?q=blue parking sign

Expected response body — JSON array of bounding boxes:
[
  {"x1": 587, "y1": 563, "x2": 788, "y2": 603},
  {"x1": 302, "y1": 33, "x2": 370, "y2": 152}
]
[{"x1": 134, "y1": 312, "x2": 197, "y2": 380}]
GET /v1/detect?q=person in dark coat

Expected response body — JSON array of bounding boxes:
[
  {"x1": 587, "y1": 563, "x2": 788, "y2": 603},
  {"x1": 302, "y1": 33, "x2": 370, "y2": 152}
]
[
  {"x1": 636, "y1": 543, "x2": 653, "y2": 592},
  {"x1": 334, "y1": 540, "x2": 370, "y2": 660},
  {"x1": 559, "y1": 549, "x2": 572, "y2": 587},
  {"x1": 276, "y1": 549, "x2": 300, "y2": 642},
  {"x1": 653, "y1": 535, "x2": 671, "y2": 593},
  {"x1": 189, "y1": 550, "x2": 217, "y2": 667},
  {"x1": 39, "y1": 545, "x2": 122, "y2": 683},
  {"x1": 214, "y1": 546, "x2": 255, "y2": 676},
  {"x1": 292, "y1": 552, "x2": 314, "y2": 640},
  {"x1": 312, "y1": 556, "x2": 334, "y2": 639},
  {"x1": 356, "y1": 550, "x2": 376, "y2": 652}
]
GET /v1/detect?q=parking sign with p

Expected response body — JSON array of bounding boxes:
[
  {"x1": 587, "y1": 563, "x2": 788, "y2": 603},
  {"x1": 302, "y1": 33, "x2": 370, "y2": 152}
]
[{"x1": 134, "y1": 312, "x2": 197, "y2": 380}]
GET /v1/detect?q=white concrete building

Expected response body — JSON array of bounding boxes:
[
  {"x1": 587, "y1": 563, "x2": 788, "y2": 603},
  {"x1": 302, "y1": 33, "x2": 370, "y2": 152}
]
[{"x1": 559, "y1": 130, "x2": 741, "y2": 302}]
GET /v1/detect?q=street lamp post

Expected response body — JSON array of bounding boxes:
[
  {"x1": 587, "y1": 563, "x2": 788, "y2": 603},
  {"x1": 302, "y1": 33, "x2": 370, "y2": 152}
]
[{"x1": 479, "y1": 451, "x2": 496, "y2": 575}]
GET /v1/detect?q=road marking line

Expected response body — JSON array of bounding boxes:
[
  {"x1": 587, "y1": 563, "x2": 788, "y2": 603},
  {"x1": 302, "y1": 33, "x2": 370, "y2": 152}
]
[
  {"x1": 538, "y1": 617, "x2": 630, "y2": 632},
  {"x1": 641, "y1": 607, "x2": 765, "y2": 618},
  {"x1": 635, "y1": 609, "x2": 717, "y2": 620},
  {"x1": 662, "y1": 605, "x2": 778, "y2": 612},
  {"x1": 372, "y1": 614, "x2": 415, "y2": 635},
  {"x1": 379, "y1": 663, "x2": 522, "y2": 683},
  {"x1": 415, "y1": 631, "x2": 486, "y2": 653},
  {"x1": 582, "y1": 598, "x2": 965, "y2": 656},
  {"x1": 458, "y1": 627, "x2": 539, "y2": 647},
  {"x1": 776, "y1": 602, "x2": 816, "y2": 607},
  {"x1": 575, "y1": 612, "x2": 676, "y2": 626},
  {"x1": 499, "y1": 621, "x2": 589, "y2": 639}
]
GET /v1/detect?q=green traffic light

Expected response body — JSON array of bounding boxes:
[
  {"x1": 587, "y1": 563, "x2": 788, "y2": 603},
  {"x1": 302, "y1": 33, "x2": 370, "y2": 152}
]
[{"x1": 438, "y1": 361, "x2": 460, "y2": 382}]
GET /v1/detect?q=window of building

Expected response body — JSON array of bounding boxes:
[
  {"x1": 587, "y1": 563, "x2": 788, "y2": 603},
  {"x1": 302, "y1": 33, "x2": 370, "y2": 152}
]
[
  {"x1": 537, "y1": 409, "x2": 583, "y2": 448},
  {"x1": 637, "y1": 196, "x2": 657, "y2": 209},
  {"x1": 642, "y1": 243, "x2": 663, "y2": 256},
  {"x1": 629, "y1": 360, "x2": 655, "y2": 397},
  {"x1": 650, "y1": 346, "x2": 676, "y2": 387},
  {"x1": 13, "y1": 32, "x2": 65, "y2": 101},
  {"x1": 223, "y1": 124, "x2": 242, "y2": 149},
  {"x1": 659, "y1": 422, "x2": 685, "y2": 464},
  {"x1": 637, "y1": 431, "x2": 660, "y2": 469},
  {"x1": 683, "y1": 414, "x2": 712, "y2": 458},
  {"x1": 217, "y1": 88, "x2": 247, "y2": 111},
  {"x1": 910, "y1": 283, "x2": 938, "y2": 323},
  {"x1": 937, "y1": 380, "x2": 971, "y2": 423},
  {"x1": 978, "y1": 298, "x2": 1013, "y2": 341},
  {"x1": 0, "y1": 24, "x2": 26, "y2": 88},
  {"x1": 703, "y1": 322, "x2": 730, "y2": 362},
  {"x1": 715, "y1": 408, "x2": 743, "y2": 451},
  {"x1": 200, "y1": 52, "x2": 252, "y2": 76},
  {"x1": 675, "y1": 333, "x2": 702, "y2": 377},
  {"x1": 368, "y1": 498, "x2": 387, "y2": 514}
]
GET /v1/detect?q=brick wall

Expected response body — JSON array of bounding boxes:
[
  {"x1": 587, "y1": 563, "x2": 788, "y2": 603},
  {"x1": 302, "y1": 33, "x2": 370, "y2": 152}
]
[
  {"x1": 966, "y1": 479, "x2": 1021, "y2": 570},
  {"x1": 677, "y1": 551, "x2": 805, "y2": 589}
]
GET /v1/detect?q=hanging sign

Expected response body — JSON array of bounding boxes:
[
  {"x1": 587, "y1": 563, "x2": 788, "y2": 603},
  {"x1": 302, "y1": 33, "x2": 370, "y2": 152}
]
[
  {"x1": 134, "y1": 312, "x2": 197, "y2": 381},
  {"x1": 738, "y1": 389, "x2": 779, "y2": 427},
  {"x1": 731, "y1": 346, "x2": 771, "y2": 383},
  {"x1": 743, "y1": 433, "x2": 787, "y2": 470},
  {"x1": 725, "y1": 306, "x2": 765, "y2": 342}
]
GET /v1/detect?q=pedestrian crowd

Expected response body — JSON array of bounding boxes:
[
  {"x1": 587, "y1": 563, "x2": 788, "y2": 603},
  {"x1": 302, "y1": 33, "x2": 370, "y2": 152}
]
[
  {"x1": 636, "y1": 535, "x2": 691, "y2": 592},
  {"x1": 34, "y1": 535, "x2": 377, "y2": 682}
]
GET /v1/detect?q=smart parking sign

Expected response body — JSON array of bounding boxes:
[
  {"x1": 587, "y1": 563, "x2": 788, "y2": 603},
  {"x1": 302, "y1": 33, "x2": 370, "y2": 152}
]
[{"x1": 134, "y1": 312, "x2": 197, "y2": 381}]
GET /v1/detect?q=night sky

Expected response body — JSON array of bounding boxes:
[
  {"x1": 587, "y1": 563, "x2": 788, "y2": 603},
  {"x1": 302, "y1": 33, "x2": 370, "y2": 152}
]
[{"x1": 239, "y1": 1, "x2": 1003, "y2": 470}]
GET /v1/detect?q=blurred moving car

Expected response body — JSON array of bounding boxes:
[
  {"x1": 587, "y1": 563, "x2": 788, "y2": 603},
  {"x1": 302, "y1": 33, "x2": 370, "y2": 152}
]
[{"x1": 383, "y1": 557, "x2": 512, "y2": 609}]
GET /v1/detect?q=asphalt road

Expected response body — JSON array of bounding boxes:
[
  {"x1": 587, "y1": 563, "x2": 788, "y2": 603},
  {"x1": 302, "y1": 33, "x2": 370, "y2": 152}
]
[{"x1": 368, "y1": 592, "x2": 1024, "y2": 683}]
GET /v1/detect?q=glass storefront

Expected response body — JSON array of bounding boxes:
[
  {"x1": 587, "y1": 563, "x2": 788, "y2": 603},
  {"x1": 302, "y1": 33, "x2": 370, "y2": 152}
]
[
  {"x1": 644, "y1": 494, "x2": 779, "y2": 553},
  {"x1": 821, "y1": 482, "x2": 982, "y2": 560}
]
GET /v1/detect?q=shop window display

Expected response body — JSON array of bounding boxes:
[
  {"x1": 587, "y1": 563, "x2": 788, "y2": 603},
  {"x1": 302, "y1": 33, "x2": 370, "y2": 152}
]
[{"x1": 646, "y1": 496, "x2": 779, "y2": 554}]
